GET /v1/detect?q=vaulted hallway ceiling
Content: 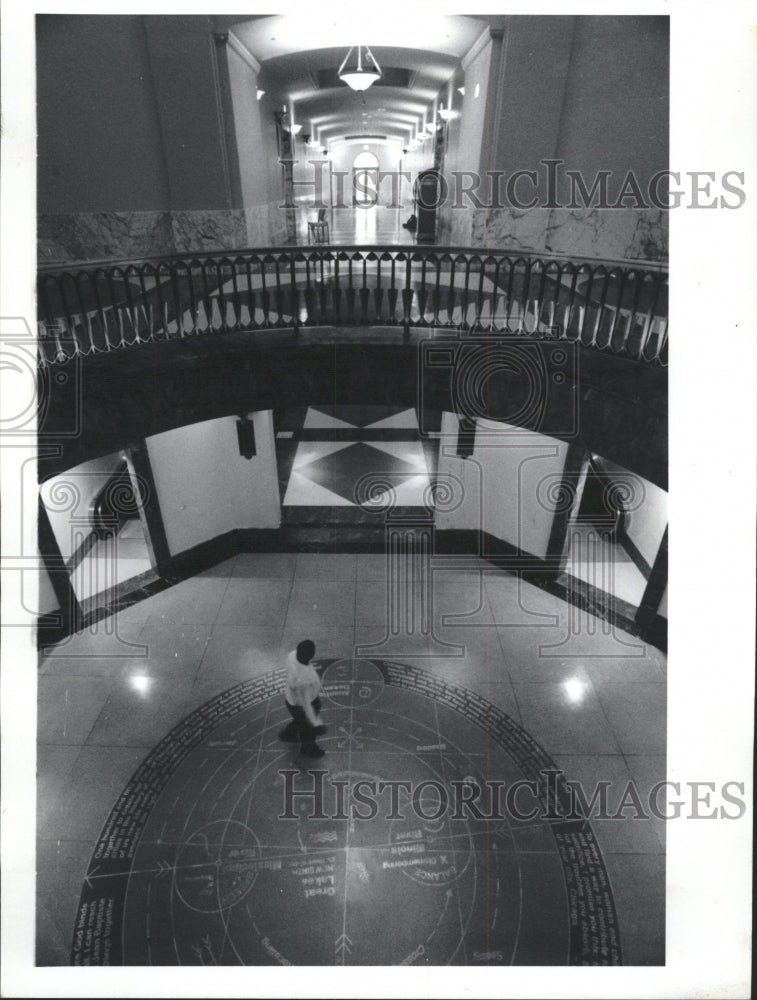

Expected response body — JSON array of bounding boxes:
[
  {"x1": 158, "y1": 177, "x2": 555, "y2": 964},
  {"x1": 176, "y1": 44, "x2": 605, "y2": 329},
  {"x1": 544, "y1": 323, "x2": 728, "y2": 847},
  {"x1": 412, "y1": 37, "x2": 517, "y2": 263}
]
[{"x1": 215, "y1": 13, "x2": 496, "y2": 146}]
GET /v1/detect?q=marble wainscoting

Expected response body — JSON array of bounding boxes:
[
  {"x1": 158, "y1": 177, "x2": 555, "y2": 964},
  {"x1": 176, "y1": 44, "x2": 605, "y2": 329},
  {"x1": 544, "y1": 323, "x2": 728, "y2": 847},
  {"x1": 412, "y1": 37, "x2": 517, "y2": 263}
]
[
  {"x1": 267, "y1": 202, "x2": 290, "y2": 246},
  {"x1": 449, "y1": 205, "x2": 668, "y2": 263},
  {"x1": 477, "y1": 207, "x2": 551, "y2": 255},
  {"x1": 38, "y1": 209, "x2": 253, "y2": 264},
  {"x1": 243, "y1": 203, "x2": 270, "y2": 247},
  {"x1": 470, "y1": 208, "x2": 487, "y2": 247},
  {"x1": 38, "y1": 212, "x2": 175, "y2": 265},
  {"x1": 442, "y1": 204, "x2": 473, "y2": 248},
  {"x1": 169, "y1": 209, "x2": 247, "y2": 254},
  {"x1": 241, "y1": 199, "x2": 295, "y2": 249},
  {"x1": 544, "y1": 206, "x2": 668, "y2": 263}
]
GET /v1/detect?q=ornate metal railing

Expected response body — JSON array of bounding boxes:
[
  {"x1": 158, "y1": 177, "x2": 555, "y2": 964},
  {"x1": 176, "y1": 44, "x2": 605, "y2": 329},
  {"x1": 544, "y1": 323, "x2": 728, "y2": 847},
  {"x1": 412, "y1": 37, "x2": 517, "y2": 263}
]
[{"x1": 37, "y1": 245, "x2": 668, "y2": 367}]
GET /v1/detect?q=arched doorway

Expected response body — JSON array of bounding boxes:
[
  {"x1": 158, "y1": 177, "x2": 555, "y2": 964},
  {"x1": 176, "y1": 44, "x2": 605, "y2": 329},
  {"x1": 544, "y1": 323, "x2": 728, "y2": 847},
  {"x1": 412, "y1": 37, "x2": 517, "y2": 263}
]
[{"x1": 352, "y1": 150, "x2": 380, "y2": 207}]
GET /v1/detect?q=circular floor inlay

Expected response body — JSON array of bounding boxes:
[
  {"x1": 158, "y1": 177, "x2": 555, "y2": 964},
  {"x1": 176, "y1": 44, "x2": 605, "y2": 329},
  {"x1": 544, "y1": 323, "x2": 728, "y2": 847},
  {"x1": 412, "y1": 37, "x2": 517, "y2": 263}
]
[{"x1": 71, "y1": 660, "x2": 621, "y2": 966}]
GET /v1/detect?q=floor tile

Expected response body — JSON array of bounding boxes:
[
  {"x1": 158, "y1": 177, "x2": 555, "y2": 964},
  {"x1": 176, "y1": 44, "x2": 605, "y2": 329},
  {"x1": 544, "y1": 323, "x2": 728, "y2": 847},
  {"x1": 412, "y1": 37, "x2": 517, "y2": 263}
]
[
  {"x1": 294, "y1": 553, "x2": 358, "y2": 580},
  {"x1": 595, "y1": 682, "x2": 667, "y2": 755},
  {"x1": 279, "y1": 625, "x2": 357, "y2": 664},
  {"x1": 623, "y1": 754, "x2": 668, "y2": 849},
  {"x1": 356, "y1": 553, "x2": 391, "y2": 580},
  {"x1": 354, "y1": 580, "x2": 393, "y2": 626},
  {"x1": 215, "y1": 577, "x2": 293, "y2": 626},
  {"x1": 553, "y1": 753, "x2": 664, "y2": 855},
  {"x1": 581, "y1": 652, "x2": 667, "y2": 685},
  {"x1": 39, "y1": 621, "x2": 146, "y2": 670},
  {"x1": 142, "y1": 575, "x2": 230, "y2": 625},
  {"x1": 512, "y1": 680, "x2": 621, "y2": 755},
  {"x1": 290, "y1": 442, "x2": 426, "y2": 506},
  {"x1": 84, "y1": 675, "x2": 196, "y2": 747},
  {"x1": 196, "y1": 625, "x2": 283, "y2": 688},
  {"x1": 233, "y1": 552, "x2": 297, "y2": 578},
  {"x1": 603, "y1": 852, "x2": 666, "y2": 965},
  {"x1": 37, "y1": 675, "x2": 116, "y2": 746},
  {"x1": 36, "y1": 745, "x2": 81, "y2": 834},
  {"x1": 195, "y1": 556, "x2": 238, "y2": 578},
  {"x1": 285, "y1": 579, "x2": 356, "y2": 628},
  {"x1": 35, "y1": 838, "x2": 95, "y2": 966},
  {"x1": 422, "y1": 663, "x2": 523, "y2": 724},
  {"x1": 123, "y1": 622, "x2": 210, "y2": 680},
  {"x1": 485, "y1": 574, "x2": 564, "y2": 628},
  {"x1": 432, "y1": 569, "x2": 494, "y2": 627},
  {"x1": 495, "y1": 622, "x2": 569, "y2": 666},
  {"x1": 429, "y1": 625, "x2": 507, "y2": 681},
  {"x1": 353, "y1": 624, "x2": 431, "y2": 660},
  {"x1": 537, "y1": 607, "x2": 647, "y2": 659},
  {"x1": 50, "y1": 746, "x2": 149, "y2": 840},
  {"x1": 501, "y1": 654, "x2": 595, "y2": 686}
]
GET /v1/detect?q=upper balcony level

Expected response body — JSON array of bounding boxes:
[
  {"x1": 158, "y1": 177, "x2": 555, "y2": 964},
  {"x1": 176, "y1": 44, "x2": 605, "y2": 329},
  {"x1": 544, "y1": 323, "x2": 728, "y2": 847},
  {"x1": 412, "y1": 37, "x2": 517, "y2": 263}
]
[
  {"x1": 38, "y1": 243, "x2": 667, "y2": 367},
  {"x1": 37, "y1": 242, "x2": 668, "y2": 490}
]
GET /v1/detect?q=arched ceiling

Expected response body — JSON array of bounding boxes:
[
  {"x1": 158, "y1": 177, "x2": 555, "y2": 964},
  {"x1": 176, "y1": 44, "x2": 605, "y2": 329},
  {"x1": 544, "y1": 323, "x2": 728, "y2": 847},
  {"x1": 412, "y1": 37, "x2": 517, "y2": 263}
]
[{"x1": 218, "y1": 14, "x2": 494, "y2": 148}]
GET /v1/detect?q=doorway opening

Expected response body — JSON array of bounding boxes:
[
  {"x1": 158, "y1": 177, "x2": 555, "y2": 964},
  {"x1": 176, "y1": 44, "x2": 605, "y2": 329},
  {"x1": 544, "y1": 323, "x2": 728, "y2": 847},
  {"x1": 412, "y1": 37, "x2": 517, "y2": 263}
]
[
  {"x1": 39, "y1": 449, "x2": 158, "y2": 617},
  {"x1": 562, "y1": 453, "x2": 667, "y2": 611},
  {"x1": 352, "y1": 150, "x2": 380, "y2": 207}
]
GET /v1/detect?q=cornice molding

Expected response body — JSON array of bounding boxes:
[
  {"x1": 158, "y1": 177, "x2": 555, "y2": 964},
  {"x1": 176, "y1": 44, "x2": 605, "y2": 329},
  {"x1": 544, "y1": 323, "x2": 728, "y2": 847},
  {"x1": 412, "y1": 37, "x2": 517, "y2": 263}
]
[
  {"x1": 461, "y1": 26, "x2": 494, "y2": 72},
  {"x1": 225, "y1": 30, "x2": 262, "y2": 75}
]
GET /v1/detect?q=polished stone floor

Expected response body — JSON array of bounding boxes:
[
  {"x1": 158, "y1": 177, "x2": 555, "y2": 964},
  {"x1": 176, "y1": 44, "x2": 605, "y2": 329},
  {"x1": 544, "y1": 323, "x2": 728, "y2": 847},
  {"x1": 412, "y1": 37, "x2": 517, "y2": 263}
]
[{"x1": 37, "y1": 552, "x2": 666, "y2": 966}]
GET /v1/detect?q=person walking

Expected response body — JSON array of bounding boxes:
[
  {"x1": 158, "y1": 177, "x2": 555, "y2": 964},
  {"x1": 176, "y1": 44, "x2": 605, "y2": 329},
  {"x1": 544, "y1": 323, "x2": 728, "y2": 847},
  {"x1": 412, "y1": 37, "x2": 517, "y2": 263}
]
[{"x1": 278, "y1": 639, "x2": 326, "y2": 758}]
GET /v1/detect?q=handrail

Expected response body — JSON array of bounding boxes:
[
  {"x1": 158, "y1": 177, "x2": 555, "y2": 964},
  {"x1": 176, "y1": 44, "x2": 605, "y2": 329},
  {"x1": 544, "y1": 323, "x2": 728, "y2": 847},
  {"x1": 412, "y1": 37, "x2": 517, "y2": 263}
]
[
  {"x1": 37, "y1": 244, "x2": 670, "y2": 274},
  {"x1": 37, "y1": 245, "x2": 669, "y2": 367}
]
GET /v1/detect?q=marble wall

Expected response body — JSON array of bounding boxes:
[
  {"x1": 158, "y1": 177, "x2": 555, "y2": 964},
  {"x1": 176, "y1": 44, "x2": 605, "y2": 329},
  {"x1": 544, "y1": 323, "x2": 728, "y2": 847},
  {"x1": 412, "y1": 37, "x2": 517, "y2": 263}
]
[
  {"x1": 170, "y1": 210, "x2": 246, "y2": 255},
  {"x1": 544, "y1": 206, "x2": 668, "y2": 262},
  {"x1": 38, "y1": 207, "x2": 282, "y2": 264},
  {"x1": 38, "y1": 212, "x2": 174, "y2": 265},
  {"x1": 436, "y1": 203, "x2": 668, "y2": 263},
  {"x1": 38, "y1": 204, "x2": 669, "y2": 265},
  {"x1": 267, "y1": 203, "x2": 290, "y2": 247}
]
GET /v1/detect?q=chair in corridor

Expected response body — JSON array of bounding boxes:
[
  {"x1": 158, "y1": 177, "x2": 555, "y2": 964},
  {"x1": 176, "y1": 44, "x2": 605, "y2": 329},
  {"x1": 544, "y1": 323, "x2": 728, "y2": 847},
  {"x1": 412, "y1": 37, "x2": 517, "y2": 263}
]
[{"x1": 307, "y1": 208, "x2": 330, "y2": 245}]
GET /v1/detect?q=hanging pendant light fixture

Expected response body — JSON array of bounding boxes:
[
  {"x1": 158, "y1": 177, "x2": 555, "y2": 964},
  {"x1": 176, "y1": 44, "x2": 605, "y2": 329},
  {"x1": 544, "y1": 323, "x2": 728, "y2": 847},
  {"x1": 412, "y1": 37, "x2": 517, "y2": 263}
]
[{"x1": 337, "y1": 45, "x2": 382, "y2": 91}]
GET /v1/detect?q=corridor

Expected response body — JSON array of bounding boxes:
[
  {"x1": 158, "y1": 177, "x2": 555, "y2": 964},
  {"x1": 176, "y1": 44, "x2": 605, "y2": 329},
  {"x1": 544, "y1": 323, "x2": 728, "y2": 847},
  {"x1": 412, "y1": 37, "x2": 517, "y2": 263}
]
[{"x1": 295, "y1": 205, "x2": 416, "y2": 246}]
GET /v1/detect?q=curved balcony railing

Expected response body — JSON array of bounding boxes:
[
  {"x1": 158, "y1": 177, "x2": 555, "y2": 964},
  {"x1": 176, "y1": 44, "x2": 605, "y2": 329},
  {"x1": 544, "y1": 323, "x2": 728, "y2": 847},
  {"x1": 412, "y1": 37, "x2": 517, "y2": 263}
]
[{"x1": 37, "y1": 245, "x2": 668, "y2": 368}]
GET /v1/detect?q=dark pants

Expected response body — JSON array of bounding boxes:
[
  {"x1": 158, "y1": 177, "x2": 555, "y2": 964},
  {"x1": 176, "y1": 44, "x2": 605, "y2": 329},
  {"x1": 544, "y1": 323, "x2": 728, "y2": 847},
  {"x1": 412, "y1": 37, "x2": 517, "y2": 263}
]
[{"x1": 281, "y1": 697, "x2": 322, "y2": 751}]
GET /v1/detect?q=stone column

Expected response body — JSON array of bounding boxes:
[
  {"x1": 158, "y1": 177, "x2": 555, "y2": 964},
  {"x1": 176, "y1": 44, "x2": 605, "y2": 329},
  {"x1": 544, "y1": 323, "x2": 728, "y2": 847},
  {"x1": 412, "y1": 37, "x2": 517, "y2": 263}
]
[
  {"x1": 275, "y1": 112, "x2": 298, "y2": 245},
  {"x1": 433, "y1": 121, "x2": 445, "y2": 174}
]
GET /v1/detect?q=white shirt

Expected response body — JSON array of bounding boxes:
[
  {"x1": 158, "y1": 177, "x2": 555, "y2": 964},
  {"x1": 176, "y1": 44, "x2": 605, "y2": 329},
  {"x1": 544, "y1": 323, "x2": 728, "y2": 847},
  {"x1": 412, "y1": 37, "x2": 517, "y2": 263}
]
[{"x1": 284, "y1": 650, "x2": 322, "y2": 708}]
